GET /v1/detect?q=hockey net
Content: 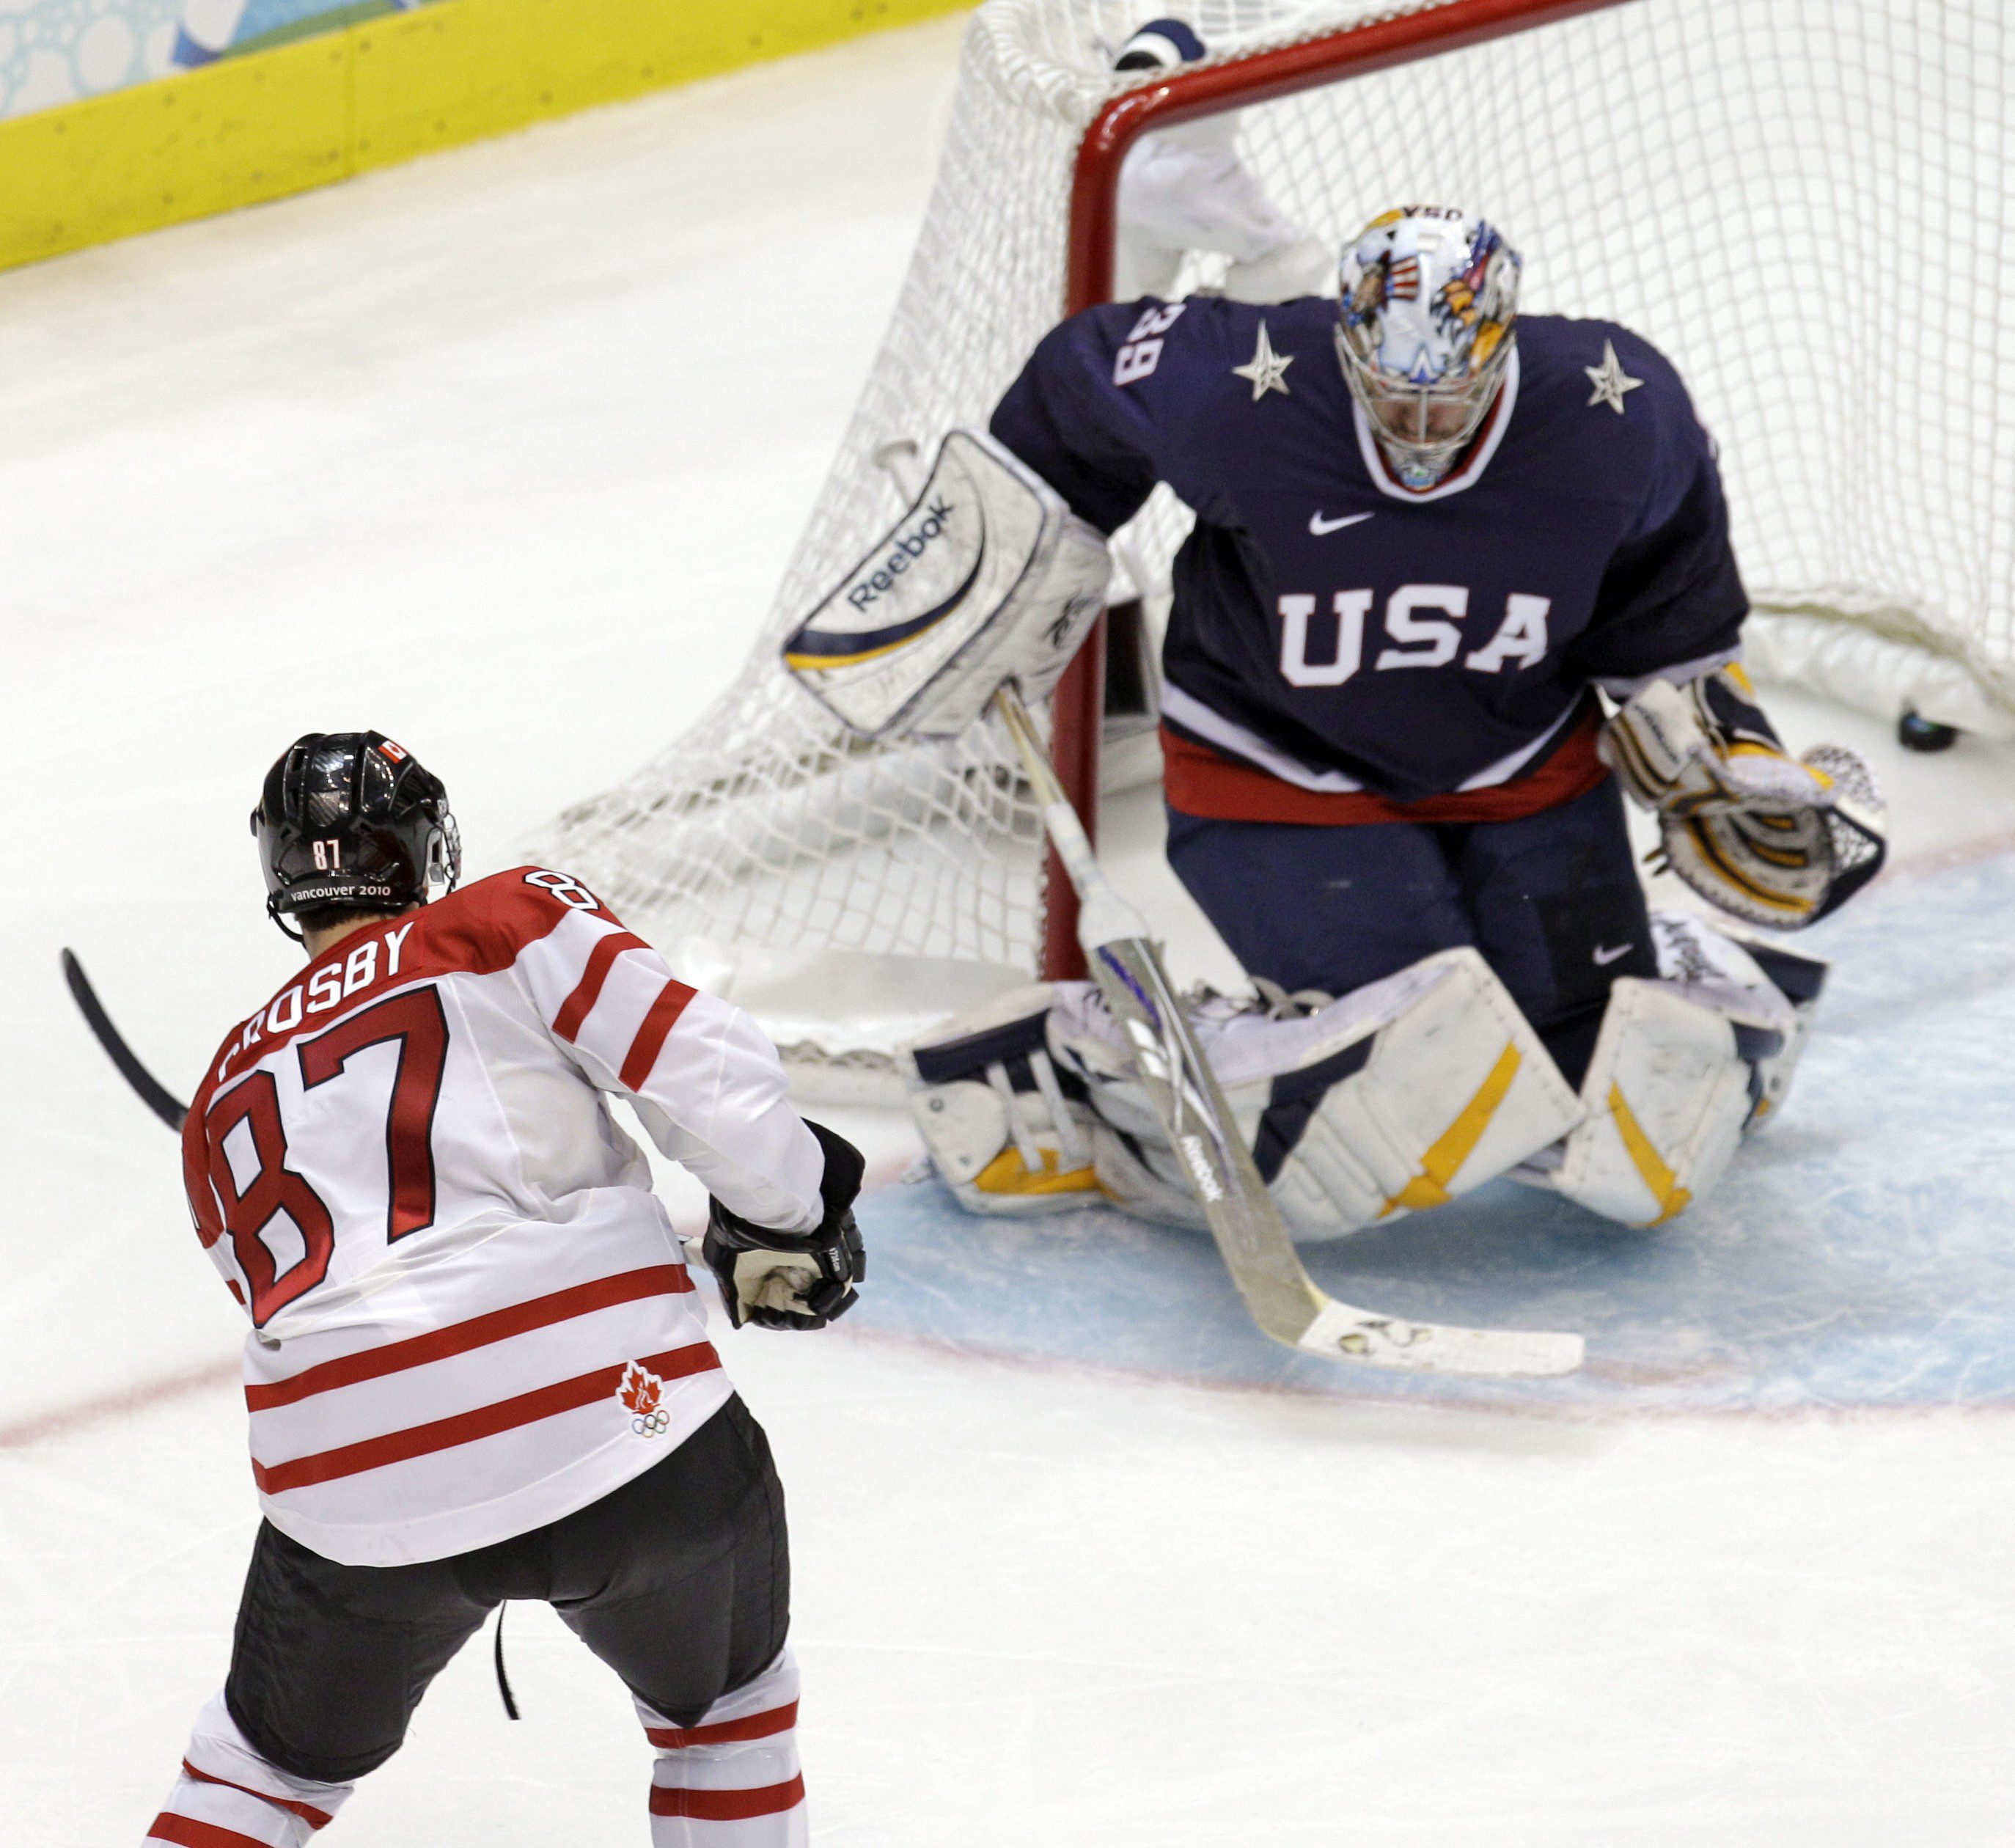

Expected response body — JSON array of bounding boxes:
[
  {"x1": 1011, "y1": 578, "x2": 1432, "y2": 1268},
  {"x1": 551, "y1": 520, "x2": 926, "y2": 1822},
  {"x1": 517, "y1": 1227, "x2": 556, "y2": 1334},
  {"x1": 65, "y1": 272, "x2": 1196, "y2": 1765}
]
[{"x1": 534, "y1": 0, "x2": 2015, "y2": 1093}]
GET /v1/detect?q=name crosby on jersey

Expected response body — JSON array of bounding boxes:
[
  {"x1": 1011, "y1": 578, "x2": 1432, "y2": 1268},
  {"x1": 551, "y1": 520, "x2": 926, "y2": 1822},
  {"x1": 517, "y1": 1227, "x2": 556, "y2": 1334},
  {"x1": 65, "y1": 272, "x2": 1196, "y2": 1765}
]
[
  {"x1": 990, "y1": 294, "x2": 1747, "y2": 814},
  {"x1": 209, "y1": 868, "x2": 601, "y2": 1086},
  {"x1": 213, "y1": 918, "x2": 422, "y2": 1083}
]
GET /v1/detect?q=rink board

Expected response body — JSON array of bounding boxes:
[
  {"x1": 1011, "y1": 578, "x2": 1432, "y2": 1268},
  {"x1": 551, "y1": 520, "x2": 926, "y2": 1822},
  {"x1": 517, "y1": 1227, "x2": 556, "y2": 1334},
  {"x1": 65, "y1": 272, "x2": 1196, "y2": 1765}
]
[
  {"x1": 851, "y1": 844, "x2": 2015, "y2": 1416},
  {"x1": 0, "y1": 0, "x2": 967, "y2": 273}
]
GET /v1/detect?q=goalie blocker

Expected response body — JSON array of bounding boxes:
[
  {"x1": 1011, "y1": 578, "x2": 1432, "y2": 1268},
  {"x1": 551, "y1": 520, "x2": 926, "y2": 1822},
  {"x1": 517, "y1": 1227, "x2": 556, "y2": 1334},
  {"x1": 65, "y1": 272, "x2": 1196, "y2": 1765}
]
[
  {"x1": 780, "y1": 428, "x2": 1110, "y2": 738},
  {"x1": 908, "y1": 918, "x2": 1829, "y2": 1236}
]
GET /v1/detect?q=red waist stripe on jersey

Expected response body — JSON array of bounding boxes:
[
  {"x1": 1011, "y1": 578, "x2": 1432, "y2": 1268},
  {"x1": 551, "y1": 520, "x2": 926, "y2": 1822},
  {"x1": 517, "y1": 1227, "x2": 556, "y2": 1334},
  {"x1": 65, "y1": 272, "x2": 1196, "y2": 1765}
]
[
  {"x1": 243, "y1": 1266, "x2": 692, "y2": 1411},
  {"x1": 251, "y1": 1343, "x2": 719, "y2": 1495},
  {"x1": 1162, "y1": 699, "x2": 1609, "y2": 826}
]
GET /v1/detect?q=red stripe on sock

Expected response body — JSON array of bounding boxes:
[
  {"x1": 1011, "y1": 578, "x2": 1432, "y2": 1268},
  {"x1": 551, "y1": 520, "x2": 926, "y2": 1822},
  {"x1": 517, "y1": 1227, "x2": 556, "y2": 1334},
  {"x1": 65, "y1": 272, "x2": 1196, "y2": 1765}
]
[
  {"x1": 147, "y1": 1816, "x2": 273, "y2": 1848},
  {"x1": 181, "y1": 1763, "x2": 332, "y2": 1828},
  {"x1": 620, "y1": 978, "x2": 697, "y2": 1090},
  {"x1": 650, "y1": 1775, "x2": 806, "y2": 1821},
  {"x1": 645, "y1": 1701, "x2": 798, "y2": 1749}
]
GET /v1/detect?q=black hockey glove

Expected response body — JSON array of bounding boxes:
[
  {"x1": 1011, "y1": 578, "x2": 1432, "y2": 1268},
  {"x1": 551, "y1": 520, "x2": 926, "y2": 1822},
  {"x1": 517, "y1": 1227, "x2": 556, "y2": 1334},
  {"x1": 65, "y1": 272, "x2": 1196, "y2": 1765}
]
[{"x1": 702, "y1": 1119, "x2": 866, "y2": 1331}]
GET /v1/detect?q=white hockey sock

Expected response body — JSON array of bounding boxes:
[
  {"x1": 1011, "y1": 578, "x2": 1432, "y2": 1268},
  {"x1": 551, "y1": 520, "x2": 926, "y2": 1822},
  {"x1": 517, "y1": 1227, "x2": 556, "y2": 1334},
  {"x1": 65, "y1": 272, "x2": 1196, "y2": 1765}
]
[
  {"x1": 637, "y1": 1648, "x2": 807, "y2": 1847},
  {"x1": 145, "y1": 1693, "x2": 353, "y2": 1845}
]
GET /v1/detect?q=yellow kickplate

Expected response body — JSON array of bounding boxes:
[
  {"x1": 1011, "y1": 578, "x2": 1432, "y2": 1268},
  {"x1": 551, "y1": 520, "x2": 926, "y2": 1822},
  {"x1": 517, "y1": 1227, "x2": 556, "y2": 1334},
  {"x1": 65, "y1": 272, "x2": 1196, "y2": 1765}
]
[
  {"x1": 973, "y1": 1145, "x2": 1100, "y2": 1198},
  {"x1": 1381, "y1": 1041, "x2": 1522, "y2": 1216},
  {"x1": 0, "y1": 0, "x2": 969, "y2": 275},
  {"x1": 1607, "y1": 1082, "x2": 1692, "y2": 1226}
]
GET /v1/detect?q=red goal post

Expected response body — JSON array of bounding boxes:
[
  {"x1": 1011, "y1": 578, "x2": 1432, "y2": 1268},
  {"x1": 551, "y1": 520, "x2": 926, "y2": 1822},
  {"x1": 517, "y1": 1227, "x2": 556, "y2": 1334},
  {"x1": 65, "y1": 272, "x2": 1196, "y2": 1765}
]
[{"x1": 1042, "y1": 0, "x2": 1638, "y2": 982}]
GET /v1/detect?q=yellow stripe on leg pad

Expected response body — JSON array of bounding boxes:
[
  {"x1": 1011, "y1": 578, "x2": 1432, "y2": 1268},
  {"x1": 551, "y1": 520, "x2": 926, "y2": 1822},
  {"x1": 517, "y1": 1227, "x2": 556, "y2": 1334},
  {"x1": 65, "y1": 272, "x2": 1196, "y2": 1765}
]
[
  {"x1": 973, "y1": 1146, "x2": 1100, "y2": 1198},
  {"x1": 1381, "y1": 1041, "x2": 1522, "y2": 1216},
  {"x1": 1607, "y1": 1083, "x2": 1692, "y2": 1226}
]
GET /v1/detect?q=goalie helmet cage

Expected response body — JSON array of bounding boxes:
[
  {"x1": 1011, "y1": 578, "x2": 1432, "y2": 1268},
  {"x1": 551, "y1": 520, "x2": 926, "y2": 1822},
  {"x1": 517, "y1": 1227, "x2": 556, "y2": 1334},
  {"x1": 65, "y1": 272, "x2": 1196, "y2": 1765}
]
[{"x1": 534, "y1": 0, "x2": 2015, "y2": 1096}]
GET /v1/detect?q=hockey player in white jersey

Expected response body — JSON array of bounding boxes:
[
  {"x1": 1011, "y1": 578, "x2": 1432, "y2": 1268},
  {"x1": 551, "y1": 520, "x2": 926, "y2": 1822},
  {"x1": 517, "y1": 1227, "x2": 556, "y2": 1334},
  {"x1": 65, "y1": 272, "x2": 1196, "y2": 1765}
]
[{"x1": 147, "y1": 732, "x2": 862, "y2": 1847}]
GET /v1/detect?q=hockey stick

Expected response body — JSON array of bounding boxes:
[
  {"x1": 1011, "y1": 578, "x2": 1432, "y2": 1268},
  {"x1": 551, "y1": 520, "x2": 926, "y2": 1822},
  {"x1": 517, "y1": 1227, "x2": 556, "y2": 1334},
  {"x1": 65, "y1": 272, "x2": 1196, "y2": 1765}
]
[
  {"x1": 993, "y1": 686, "x2": 1584, "y2": 1379},
  {"x1": 61, "y1": 950, "x2": 188, "y2": 1132}
]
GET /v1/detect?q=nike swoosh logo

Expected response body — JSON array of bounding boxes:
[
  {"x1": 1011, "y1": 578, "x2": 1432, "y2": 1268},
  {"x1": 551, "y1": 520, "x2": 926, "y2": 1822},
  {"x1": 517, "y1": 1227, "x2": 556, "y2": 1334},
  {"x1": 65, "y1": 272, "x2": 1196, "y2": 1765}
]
[
  {"x1": 1593, "y1": 942, "x2": 1634, "y2": 967},
  {"x1": 1309, "y1": 511, "x2": 1374, "y2": 536}
]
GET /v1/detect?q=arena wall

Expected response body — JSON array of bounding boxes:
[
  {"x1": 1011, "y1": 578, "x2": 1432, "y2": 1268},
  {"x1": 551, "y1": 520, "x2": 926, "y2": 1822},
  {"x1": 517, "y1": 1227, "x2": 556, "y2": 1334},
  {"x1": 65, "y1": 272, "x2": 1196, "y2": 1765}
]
[{"x1": 0, "y1": 0, "x2": 969, "y2": 273}]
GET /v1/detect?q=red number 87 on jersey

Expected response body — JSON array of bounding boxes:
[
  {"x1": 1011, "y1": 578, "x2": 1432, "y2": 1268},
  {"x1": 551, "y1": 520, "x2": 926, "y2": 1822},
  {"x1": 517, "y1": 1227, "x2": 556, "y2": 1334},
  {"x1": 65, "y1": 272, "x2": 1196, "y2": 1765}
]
[{"x1": 199, "y1": 986, "x2": 450, "y2": 1326}]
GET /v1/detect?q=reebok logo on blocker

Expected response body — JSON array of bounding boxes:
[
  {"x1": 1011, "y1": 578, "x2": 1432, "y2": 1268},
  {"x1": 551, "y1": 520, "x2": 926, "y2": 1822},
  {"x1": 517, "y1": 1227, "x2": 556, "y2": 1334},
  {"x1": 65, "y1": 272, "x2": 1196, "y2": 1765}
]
[{"x1": 846, "y1": 498, "x2": 958, "y2": 610}]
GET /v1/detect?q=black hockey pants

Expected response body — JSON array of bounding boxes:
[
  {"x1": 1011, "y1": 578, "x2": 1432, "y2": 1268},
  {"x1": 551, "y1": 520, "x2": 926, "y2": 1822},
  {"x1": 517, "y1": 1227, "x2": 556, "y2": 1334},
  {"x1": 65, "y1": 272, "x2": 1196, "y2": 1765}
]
[{"x1": 224, "y1": 1395, "x2": 789, "y2": 1786}]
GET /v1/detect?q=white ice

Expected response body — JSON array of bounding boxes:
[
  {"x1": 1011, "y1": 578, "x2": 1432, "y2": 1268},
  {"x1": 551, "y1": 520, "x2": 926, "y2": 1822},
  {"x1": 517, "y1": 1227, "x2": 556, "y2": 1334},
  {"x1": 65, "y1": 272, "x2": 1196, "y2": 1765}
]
[{"x1": 3, "y1": 15, "x2": 2014, "y2": 1844}]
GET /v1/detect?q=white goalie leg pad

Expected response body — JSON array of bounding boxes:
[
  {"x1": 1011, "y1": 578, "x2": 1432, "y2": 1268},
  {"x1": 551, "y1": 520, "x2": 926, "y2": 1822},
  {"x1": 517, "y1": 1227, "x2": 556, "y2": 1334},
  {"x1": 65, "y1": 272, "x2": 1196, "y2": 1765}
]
[
  {"x1": 1549, "y1": 914, "x2": 1827, "y2": 1226},
  {"x1": 904, "y1": 984, "x2": 1101, "y2": 1215},
  {"x1": 1649, "y1": 910, "x2": 1829, "y2": 1123},
  {"x1": 1259, "y1": 948, "x2": 1585, "y2": 1240},
  {"x1": 1050, "y1": 949, "x2": 1585, "y2": 1242},
  {"x1": 1552, "y1": 979, "x2": 1755, "y2": 1227}
]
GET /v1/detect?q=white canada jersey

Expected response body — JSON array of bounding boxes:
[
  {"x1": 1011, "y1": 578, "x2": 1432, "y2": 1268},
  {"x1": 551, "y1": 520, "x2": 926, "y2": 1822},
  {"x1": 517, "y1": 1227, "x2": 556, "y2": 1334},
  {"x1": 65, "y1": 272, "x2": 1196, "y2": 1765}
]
[{"x1": 180, "y1": 867, "x2": 824, "y2": 1569}]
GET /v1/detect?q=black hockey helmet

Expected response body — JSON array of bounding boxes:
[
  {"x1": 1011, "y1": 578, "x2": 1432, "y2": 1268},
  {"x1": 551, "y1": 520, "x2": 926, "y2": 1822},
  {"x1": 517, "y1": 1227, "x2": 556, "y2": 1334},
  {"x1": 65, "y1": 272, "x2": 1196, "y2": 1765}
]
[{"x1": 252, "y1": 732, "x2": 460, "y2": 939}]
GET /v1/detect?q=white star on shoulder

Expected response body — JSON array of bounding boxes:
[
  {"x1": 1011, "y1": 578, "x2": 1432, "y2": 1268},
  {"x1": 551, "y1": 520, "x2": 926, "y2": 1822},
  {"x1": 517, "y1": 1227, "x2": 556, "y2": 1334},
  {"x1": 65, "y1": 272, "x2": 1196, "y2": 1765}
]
[
  {"x1": 1232, "y1": 320, "x2": 1293, "y2": 401},
  {"x1": 1585, "y1": 339, "x2": 1643, "y2": 414}
]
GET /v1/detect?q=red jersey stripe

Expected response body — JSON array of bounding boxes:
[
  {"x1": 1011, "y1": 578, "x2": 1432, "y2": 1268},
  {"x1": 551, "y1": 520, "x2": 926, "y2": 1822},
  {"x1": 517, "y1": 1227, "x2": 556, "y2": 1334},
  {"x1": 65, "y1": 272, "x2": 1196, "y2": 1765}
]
[
  {"x1": 645, "y1": 1701, "x2": 799, "y2": 1750},
  {"x1": 620, "y1": 978, "x2": 698, "y2": 1091},
  {"x1": 244, "y1": 1266, "x2": 692, "y2": 1412},
  {"x1": 649, "y1": 1775, "x2": 807, "y2": 1821},
  {"x1": 551, "y1": 931, "x2": 651, "y2": 1042},
  {"x1": 180, "y1": 1763, "x2": 331, "y2": 1828},
  {"x1": 1161, "y1": 698, "x2": 1608, "y2": 827},
  {"x1": 147, "y1": 1816, "x2": 271, "y2": 1848},
  {"x1": 252, "y1": 1343, "x2": 719, "y2": 1495}
]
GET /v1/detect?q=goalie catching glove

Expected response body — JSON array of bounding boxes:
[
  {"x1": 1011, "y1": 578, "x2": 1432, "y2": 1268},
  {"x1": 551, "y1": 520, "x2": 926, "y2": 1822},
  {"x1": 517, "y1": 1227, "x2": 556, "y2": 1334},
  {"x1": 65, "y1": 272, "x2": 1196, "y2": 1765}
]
[
  {"x1": 702, "y1": 1120, "x2": 866, "y2": 1330},
  {"x1": 779, "y1": 428, "x2": 1110, "y2": 739},
  {"x1": 1599, "y1": 665, "x2": 1886, "y2": 928}
]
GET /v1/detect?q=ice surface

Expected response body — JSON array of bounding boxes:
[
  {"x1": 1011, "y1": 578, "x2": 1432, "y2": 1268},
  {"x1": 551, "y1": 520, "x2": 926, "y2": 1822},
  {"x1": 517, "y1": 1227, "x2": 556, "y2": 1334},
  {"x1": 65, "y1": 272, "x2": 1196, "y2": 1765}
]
[
  {"x1": 3, "y1": 15, "x2": 2014, "y2": 1845},
  {"x1": 861, "y1": 844, "x2": 2015, "y2": 1414}
]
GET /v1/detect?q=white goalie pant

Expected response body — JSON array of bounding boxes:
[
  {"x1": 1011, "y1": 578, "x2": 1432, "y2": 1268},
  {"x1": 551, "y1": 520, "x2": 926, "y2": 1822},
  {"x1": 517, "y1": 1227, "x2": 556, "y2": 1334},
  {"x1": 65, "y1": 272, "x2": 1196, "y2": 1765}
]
[
  {"x1": 906, "y1": 947, "x2": 1585, "y2": 1242},
  {"x1": 1544, "y1": 912, "x2": 1824, "y2": 1227}
]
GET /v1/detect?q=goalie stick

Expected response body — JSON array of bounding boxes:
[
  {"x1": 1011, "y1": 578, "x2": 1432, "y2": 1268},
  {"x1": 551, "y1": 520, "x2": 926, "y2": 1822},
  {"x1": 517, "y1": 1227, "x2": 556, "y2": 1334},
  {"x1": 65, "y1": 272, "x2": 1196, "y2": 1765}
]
[
  {"x1": 993, "y1": 686, "x2": 1584, "y2": 1379},
  {"x1": 62, "y1": 950, "x2": 188, "y2": 1132}
]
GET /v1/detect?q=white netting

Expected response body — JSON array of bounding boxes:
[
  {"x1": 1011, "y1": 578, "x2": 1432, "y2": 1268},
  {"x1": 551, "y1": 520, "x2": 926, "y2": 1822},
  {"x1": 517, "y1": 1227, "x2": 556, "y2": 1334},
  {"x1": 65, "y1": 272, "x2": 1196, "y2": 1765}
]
[{"x1": 533, "y1": 0, "x2": 2015, "y2": 1077}]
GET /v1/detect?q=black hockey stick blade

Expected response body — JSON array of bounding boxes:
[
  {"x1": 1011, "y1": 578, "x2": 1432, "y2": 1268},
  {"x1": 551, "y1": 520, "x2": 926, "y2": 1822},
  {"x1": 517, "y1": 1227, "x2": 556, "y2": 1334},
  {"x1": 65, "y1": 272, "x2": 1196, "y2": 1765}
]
[{"x1": 61, "y1": 949, "x2": 188, "y2": 1132}]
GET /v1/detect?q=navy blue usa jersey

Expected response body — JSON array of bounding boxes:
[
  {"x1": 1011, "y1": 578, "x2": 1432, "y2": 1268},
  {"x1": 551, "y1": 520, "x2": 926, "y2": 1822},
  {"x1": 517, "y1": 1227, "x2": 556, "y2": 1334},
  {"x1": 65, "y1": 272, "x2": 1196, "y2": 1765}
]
[{"x1": 990, "y1": 298, "x2": 1747, "y2": 808}]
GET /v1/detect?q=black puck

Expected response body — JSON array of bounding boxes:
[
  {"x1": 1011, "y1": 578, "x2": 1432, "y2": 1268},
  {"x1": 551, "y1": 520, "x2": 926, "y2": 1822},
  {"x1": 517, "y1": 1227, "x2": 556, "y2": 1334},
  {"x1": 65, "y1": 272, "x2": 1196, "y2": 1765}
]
[{"x1": 1897, "y1": 708, "x2": 1959, "y2": 752}]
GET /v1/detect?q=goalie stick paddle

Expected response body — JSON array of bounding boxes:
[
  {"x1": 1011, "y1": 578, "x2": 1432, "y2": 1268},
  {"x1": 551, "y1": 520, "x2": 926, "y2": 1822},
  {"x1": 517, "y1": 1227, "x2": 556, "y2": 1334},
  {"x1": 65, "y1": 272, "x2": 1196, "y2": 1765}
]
[
  {"x1": 61, "y1": 950, "x2": 188, "y2": 1132},
  {"x1": 992, "y1": 686, "x2": 1583, "y2": 1380}
]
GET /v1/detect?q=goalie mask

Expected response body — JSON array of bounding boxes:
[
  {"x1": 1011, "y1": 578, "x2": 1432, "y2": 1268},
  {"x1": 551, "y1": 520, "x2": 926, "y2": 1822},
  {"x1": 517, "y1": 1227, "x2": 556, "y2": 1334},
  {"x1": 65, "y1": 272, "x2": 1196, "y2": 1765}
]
[
  {"x1": 253, "y1": 731, "x2": 460, "y2": 939},
  {"x1": 1336, "y1": 207, "x2": 1520, "y2": 490}
]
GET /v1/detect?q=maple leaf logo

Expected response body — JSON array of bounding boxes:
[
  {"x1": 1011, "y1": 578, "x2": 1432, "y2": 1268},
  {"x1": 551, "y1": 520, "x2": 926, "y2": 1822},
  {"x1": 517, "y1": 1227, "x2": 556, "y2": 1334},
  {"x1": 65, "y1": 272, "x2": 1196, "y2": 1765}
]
[{"x1": 618, "y1": 1361, "x2": 663, "y2": 1417}]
